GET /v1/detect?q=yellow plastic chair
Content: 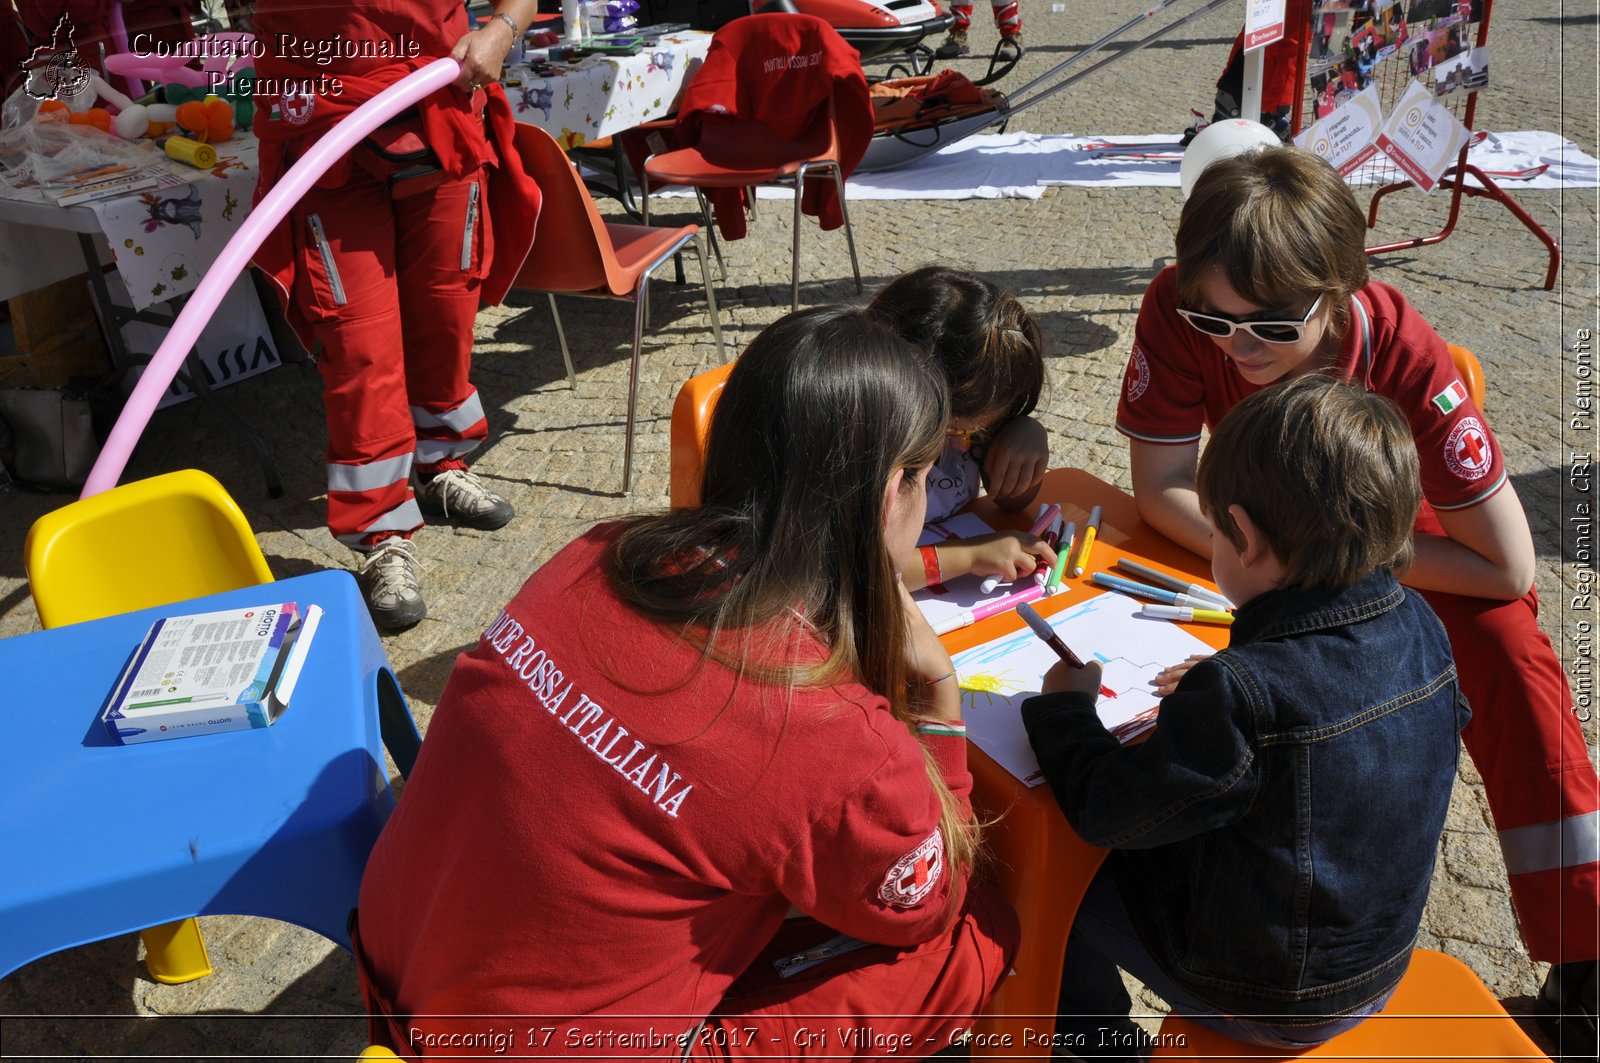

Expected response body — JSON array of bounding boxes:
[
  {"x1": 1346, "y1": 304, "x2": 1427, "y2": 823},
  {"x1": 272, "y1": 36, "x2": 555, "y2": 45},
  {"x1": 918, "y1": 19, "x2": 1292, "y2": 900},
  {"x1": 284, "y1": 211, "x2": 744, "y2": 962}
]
[
  {"x1": 23, "y1": 468, "x2": 274, "y2": 984},
  {"x1": 1150, "y1": 949, "x2": 1548, "y2": 1061}
]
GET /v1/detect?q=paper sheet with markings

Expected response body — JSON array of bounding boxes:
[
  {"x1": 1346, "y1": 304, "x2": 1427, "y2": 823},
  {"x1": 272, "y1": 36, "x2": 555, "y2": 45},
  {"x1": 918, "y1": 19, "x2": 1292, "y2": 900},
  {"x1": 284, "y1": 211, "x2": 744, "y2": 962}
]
[{"x1": 952, "y1": 591, "x2": 1216, "y2": 786}]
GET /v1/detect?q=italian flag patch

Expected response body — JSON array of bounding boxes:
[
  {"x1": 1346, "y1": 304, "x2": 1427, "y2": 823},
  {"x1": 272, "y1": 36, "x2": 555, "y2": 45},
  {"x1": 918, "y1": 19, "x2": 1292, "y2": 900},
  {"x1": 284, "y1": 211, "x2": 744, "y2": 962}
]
[{"x1": 1432, "y1": 380, "x2": 1469, "y2": 414}]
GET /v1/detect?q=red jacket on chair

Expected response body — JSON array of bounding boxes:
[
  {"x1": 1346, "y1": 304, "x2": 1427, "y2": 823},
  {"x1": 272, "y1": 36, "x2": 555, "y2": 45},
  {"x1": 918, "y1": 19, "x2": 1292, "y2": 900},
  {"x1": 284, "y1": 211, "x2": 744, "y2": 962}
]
[{"x1": 674, "y1": 14, "x2": 870, "y2": 241}]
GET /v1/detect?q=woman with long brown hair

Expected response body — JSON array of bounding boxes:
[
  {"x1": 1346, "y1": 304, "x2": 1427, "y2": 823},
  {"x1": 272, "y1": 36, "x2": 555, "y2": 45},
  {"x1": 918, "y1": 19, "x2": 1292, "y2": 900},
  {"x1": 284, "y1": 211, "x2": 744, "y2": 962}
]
[{"x1": 352, "y1": 305, "x2": 1017, "y2": 1059}]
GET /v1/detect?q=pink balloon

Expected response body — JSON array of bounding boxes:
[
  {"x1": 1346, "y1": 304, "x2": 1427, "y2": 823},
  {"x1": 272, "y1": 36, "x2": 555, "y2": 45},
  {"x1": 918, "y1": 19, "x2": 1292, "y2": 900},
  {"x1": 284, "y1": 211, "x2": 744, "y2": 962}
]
[
  {"x1": 81, "y1": 57, "x2": 463, "y2": 499},
  {"x1": 106, "y1": 2, "x2": 144, "y2": 96},
  {"x1": 105, "y1": 32, "x2": 260, "y2": 90}
]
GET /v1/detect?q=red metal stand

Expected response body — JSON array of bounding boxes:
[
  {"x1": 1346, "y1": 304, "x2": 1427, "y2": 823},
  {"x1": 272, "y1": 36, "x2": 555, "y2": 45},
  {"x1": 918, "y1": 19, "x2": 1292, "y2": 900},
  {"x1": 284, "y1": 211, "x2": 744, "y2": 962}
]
[{"x1": 1297, "y1": 0, "x2": 1560, "y2": 290}]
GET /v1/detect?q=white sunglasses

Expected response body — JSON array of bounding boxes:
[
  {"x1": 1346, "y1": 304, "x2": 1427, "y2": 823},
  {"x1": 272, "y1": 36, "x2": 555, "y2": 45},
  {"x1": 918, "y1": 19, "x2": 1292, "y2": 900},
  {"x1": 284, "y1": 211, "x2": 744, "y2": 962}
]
[{"x1": 1176, "y1": 293, "x2": 1325, "y2": 345}]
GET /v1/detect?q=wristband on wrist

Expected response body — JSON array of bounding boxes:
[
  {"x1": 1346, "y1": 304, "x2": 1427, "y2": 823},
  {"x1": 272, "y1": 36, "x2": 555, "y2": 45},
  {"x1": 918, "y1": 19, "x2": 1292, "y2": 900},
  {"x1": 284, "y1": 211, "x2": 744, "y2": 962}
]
[
  {"x1": 919, "y1": 544, "x2": 942, "y2": 587},
  {"x1": 490, "y1": 11, "x2": 521, "y2": 36},
  {"x1": 919, "y1": 669, "x2": 957, "y2": 686},
  {"x1": 914, "y1": 718, "x2": 966, "y2": 738}
]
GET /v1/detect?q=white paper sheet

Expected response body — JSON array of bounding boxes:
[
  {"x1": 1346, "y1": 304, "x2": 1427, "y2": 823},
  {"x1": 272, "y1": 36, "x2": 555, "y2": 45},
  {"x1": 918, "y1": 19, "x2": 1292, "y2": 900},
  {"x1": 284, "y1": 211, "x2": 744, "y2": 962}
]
[{"x1": 952, "y1": 592, "x2": 1217, "y2": 787}]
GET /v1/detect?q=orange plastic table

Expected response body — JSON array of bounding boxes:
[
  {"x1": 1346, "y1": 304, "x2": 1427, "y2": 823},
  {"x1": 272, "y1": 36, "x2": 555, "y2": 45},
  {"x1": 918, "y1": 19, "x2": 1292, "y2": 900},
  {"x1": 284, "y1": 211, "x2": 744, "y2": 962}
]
[{"x1": 943, "y1": 468, "x2": 1232, "y2": 1058}]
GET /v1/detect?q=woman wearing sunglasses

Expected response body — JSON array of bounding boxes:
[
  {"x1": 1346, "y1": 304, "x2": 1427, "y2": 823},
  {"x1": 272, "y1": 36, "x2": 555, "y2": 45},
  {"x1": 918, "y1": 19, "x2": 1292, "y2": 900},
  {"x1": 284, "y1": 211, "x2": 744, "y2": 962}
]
[{"x1": 1115, "y1": 143, "x2": 1597, "y2": 1055}]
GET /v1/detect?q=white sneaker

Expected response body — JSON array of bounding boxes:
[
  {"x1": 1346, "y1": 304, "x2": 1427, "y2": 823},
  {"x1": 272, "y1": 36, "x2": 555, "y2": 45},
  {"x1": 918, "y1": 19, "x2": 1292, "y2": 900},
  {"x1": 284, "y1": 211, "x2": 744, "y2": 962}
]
[
  {"x1": 414, "y1": 468, "x2": 515, "y2": 530},
  {"x1": 357, "y1": 537, "x2": 427, "y2": 631}
]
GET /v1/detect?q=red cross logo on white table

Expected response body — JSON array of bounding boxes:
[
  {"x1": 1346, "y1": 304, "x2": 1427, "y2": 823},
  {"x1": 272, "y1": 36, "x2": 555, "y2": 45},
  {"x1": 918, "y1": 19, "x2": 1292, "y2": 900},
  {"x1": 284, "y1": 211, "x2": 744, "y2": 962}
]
[{"x1": 1444, "y1": 417, "x2": 1492, "y2": 481}]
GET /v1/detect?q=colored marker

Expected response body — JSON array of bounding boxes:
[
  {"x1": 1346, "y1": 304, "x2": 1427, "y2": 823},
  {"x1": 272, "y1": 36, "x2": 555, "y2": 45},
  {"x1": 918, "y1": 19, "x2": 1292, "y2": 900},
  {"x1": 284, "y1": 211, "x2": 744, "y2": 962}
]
[
  {"x1": 1092, "y1": 573, "x2": 1220, "y2": 609},
  {"x1": 1045, "y1": 521, "x2": 1074, "y2": 595},
  {"x1": 1033, "y1": 563, "x2": 1051, "y2": 586},
  {"x1": 979, "y1": 574, "x2": 1008, "y2": 594},
  {"x1": 1016, "y1": 601, "x2": 1084, "y2": 666},
  {"x1": 1140, "y1": 603, "x2": 1234, "y2": 625},
  {"x1": 1115, "y1": 558, "x2": 1232, "y2": 609},
  {"x1": 1027, "y1": 503, "x2": 1062, "y2": 538},
  {"x1": 1016, "y1": 602, "x2": 1118, "y2": 698},
  {"x1": 1042, "y1": 514, "x2": 1064, "y2": 550},
  {"x1": 931, "y1": 582, "x2": 1045, "y2": 636},
  {"x1": 1091, "y1": 571, "x2": 1181, "y2": 603},
  {"x1": 1071, "y1": 505, "x2": 1102, "y2": 577}
]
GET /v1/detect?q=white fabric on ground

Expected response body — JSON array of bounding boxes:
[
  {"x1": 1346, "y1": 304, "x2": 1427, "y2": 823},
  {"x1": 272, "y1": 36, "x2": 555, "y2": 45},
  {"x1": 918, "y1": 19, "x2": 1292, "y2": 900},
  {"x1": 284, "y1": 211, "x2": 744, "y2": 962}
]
[{"x1": 645, "y1": 130, "x2": 1597, "y2": 201}]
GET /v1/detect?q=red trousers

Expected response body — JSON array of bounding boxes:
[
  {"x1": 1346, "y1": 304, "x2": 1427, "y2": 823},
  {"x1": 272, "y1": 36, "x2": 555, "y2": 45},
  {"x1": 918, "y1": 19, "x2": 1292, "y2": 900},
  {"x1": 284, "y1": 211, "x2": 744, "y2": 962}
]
[
  {"x1": 1416, "y1": 513, "x2": 1600, "y2": 964},
  {"x1": 287, "y1": 142, "x2": 492, "y2": 547},
  {"x1": 692, "y1": 883, "x2": 1019, "y2": 1060},
  {"x1": 950, "y1": 1, "x2": 1021, "y2": 35}
]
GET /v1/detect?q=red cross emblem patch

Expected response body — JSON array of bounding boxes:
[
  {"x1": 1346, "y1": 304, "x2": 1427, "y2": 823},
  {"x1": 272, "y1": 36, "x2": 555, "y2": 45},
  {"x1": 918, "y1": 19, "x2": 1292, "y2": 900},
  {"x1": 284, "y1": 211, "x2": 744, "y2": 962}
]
[
  {"x1": 1126, "y1": 345, "x2": 1151, "y2": 402},
  {"x1": 878, "y1": 829, "x2": 944, "y2": 908},
  {"x1": 1444, "y1": 417, "x2": 1492, "y2": 481},
  {"x1": 281, "y1": 85, "x2": 315, "y2": 126}
]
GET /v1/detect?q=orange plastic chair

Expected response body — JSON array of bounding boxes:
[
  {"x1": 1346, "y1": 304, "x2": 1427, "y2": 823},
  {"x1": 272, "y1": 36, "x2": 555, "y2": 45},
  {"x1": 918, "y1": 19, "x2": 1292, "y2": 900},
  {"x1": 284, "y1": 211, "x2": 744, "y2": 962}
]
[
  {"x1": 23, "y1": 468, "x2": 276, "y2": 985},
  {"x1": 1448, "y1": 343, "x2": 1487, "y2": 411},
  {"x1": 640, "y1": 17, "x2": 865, "y2": 312},
  {"x1": 965, "y1": 763, "x2": 1110, "y2": 1056},
  {"x1": 1150, "y1": 949, "x2": 1548, "y2": 1061},
  {"x1": 667, "y1": 360, "x2": 734, "y2": 508},
  {"x1": 510, "y1": 122, "x2": 726, "y2": 495}
]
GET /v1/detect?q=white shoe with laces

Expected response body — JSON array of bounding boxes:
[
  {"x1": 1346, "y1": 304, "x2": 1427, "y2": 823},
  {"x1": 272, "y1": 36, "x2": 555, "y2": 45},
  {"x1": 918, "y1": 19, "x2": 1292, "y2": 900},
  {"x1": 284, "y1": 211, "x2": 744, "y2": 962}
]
[
  {"x1": 356, "y1": 537, "x2": 427, "y2": 631},
  {"x1": 414, "y1": 468, "x2": 515, "y2": 530}
]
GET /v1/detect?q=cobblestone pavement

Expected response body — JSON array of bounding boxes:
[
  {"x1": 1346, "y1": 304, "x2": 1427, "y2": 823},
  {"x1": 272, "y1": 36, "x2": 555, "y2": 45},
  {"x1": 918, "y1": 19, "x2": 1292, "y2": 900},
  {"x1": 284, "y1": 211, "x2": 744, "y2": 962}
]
[{"x1": 0, "y1": 2, "x2": 1595, "y2": 1059}]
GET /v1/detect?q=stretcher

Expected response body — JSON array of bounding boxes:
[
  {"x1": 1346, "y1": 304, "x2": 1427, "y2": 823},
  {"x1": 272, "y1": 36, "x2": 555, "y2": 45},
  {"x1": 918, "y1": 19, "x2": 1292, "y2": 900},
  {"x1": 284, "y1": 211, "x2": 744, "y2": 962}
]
[{"x1": 857, "y1": 0, "x2": 1234, "y2": 173}]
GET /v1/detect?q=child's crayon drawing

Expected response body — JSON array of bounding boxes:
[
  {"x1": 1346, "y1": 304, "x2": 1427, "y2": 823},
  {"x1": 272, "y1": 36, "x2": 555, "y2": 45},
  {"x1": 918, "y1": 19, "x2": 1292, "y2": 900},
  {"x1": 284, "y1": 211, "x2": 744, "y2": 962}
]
[{"x1": 951, "y1": 591, "x2": 1216, "y2": 787}]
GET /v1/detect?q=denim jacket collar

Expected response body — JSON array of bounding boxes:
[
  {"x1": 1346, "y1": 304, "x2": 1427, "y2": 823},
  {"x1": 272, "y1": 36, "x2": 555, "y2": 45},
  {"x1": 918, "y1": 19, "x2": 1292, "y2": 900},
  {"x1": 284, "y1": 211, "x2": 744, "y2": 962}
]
[{"x1": 1230, "y1": 568, "x2": 1407, "y2": 646}]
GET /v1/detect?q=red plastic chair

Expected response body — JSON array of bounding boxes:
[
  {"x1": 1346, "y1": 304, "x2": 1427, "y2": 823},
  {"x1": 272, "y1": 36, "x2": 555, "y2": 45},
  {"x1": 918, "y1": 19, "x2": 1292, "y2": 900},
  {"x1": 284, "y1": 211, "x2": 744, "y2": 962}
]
[
  {"x1": 510, "y1": 122, "x2": 726, "y2": 495},
  {"x1": 640, "y1": 14, "x2": 867, "y2": 311}
]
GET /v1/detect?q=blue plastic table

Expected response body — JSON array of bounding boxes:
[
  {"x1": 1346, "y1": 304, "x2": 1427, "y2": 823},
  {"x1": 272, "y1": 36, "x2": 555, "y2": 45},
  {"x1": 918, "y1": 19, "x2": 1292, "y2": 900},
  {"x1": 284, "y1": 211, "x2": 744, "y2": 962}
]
[{"x1": 0, "y1": 570, "x2": 403, "y2": 979}]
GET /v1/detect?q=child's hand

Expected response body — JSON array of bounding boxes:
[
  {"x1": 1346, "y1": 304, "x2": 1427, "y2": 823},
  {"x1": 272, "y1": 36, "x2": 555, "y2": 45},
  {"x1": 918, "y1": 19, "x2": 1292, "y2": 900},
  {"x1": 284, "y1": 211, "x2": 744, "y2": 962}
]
[
  {"x1": 1151, "y1": 654, "x2": 1211, "y2": 697},
  {"x1": 963, "y1": 531, "x2": 1057, "y2": 582},
  {"x1": 1041, "y1": 659, "x2": 1104, "y2": 699},
  {"x1": 982, "y1": 416, "x2": 1049, "y2": 510}
]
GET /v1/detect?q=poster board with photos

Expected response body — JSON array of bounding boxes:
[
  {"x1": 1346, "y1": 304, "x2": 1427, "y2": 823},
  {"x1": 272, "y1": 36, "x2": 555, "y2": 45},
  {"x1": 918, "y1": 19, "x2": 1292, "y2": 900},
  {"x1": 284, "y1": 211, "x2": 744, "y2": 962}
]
[{"x1": 1300, "y1": 1, "x2": 1488, "y2": 189}]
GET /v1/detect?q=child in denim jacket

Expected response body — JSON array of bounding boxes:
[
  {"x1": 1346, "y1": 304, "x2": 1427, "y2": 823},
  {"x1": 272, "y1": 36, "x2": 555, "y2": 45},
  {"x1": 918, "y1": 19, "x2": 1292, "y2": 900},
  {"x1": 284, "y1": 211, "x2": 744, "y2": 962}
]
[{"x1": 1024, "y1": 376, "x2": 1469, "y2": 1054}]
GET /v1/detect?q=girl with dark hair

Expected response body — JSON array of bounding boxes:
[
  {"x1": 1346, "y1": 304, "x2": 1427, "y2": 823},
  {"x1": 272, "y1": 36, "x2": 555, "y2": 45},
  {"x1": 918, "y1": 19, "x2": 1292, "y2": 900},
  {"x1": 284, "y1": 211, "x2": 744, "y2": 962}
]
[
  {"x1": 352, "y1": 306, "x2": 1018, "y2": 1058},
  {"x1": 869, "y1": 265, "x2": 1056, "y2": 591}
]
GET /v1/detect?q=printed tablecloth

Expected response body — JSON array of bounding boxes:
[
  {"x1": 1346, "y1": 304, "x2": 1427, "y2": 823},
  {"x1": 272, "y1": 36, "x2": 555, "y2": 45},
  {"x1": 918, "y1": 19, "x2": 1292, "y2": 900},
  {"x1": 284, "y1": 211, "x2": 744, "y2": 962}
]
[
  {"x1": 91, "y1": 136, "x2": 258, "y2": 311},
  {"x1": 503, "y1": 30, "x2": 711, "y2": 149},
  {"x1": 0, "y1": 135, "x2": 258, "y2": 312}
]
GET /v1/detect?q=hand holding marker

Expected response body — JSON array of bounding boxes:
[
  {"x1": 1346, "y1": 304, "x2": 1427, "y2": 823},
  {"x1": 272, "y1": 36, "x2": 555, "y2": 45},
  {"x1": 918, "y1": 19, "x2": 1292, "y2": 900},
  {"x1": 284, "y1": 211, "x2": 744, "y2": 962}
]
[
  {"x1": 1016, "y1": 602, "x2": 1117, "y2": 699},
  {"x1": 980, "y1": 504, "x2": 1061, "y2": 594}
]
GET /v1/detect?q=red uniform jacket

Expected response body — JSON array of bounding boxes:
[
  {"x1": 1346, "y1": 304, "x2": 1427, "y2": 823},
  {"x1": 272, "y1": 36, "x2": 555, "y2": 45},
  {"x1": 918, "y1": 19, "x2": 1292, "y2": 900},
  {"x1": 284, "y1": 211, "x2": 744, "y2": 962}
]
[
  {"x1": 674, "y1": 14, "x2": 870, "y2": 240},
  {"x1": 249, "y1": 0, "x2": 538, "y2": 317},
  {"x1": 355, "y1": 526, "x2": 974, "y2": 1057}
]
